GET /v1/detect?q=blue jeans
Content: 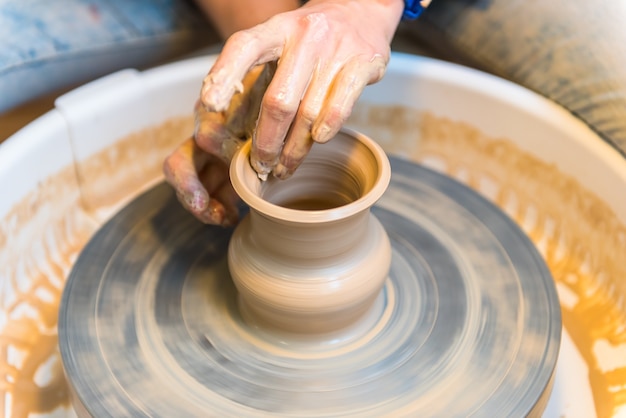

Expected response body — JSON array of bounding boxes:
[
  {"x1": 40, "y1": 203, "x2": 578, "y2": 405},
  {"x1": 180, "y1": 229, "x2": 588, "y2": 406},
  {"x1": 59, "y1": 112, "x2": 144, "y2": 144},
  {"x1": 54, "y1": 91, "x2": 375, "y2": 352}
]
[{"x1": 0, "y1": 0, "x2": 218, "y2": 113}]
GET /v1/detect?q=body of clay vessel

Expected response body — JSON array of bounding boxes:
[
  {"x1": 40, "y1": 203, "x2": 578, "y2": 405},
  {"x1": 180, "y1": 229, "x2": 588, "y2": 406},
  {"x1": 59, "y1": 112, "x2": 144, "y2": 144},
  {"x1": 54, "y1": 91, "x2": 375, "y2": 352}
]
[{"x1": 228, "y1": 129, "x2": 391, "y2": 335}]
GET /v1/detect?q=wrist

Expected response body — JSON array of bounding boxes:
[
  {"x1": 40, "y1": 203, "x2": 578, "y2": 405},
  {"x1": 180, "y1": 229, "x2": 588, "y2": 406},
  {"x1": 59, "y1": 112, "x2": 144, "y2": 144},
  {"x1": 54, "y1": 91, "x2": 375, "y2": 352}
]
[{"x1": 360, "y1": 0, "x2": 406, "y2": 41}]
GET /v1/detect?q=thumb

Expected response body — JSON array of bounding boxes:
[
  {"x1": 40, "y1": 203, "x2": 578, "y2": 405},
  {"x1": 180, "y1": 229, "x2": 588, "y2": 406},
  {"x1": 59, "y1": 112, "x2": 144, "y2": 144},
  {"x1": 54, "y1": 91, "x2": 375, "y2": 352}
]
[{"x1": 225, "y1": 62, "x2": 277, "y2": 139}]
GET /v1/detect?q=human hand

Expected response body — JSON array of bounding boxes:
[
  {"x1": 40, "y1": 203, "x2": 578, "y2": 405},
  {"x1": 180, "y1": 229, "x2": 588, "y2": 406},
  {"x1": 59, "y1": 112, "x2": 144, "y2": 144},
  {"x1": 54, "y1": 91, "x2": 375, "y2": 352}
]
[
  {"x1": 200, "y1": 0, "x2": 404, "y2": 180},
  {"x1": 163, "y1": 64, "x2": 274, "y2": 226}
]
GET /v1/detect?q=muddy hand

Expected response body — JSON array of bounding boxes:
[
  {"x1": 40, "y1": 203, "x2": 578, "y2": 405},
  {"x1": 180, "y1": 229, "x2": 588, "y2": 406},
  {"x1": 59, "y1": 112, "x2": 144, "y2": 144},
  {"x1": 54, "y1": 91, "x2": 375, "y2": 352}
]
[
  {"x1": 201, "y1": 0, "x2": 404, "y2": 180},
  {"x1": 163, "y1": 64, "x2": 273, "y2": 226}
]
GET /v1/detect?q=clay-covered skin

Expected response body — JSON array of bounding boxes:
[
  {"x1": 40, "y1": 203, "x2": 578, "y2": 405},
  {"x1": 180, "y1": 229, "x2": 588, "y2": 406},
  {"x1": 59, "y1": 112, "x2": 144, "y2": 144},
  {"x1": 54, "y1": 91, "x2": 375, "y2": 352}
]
[
  {"x1": 202, "y1": 0, "x2": 403, "y2": 180},
  {"x1": 164, "y1": 0, "x2": 404, "y2": 227},
  {"x1": 163, "y1": 65, "x2": 273, "y2": 226}
]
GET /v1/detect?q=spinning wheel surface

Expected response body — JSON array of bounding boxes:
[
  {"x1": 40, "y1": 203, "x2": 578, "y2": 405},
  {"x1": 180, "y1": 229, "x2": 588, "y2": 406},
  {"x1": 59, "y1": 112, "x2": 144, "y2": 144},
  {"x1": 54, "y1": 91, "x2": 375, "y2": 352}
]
[{"x1": 59, "y1": 157, "x2": 561, "y2": 417}]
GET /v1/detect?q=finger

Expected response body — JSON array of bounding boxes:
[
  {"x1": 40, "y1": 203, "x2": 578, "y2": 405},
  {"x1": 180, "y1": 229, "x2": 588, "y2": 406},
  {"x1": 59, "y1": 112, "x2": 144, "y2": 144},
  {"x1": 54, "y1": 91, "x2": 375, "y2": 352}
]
[
  {"x1": 195, "y1": 106, "x2": 228, "y2": 155},
  {"x1": 195, "y1": 104, "x2": 246, "y2": 163},
  {"x1": 201, "y1": 22, "x2": 285, "y2": 112},
  {"x1": 273, "y1": 62, "x2": 338, "y2": 179},
  {"x1": 193, "y1": 156, "x2": 235, "y2": 225},
  {"x1": 163, "y1": 139, "x2": 211, "y2": 214},
  {"x1": 250, "y1": 40, "x2": 319, "y2": 179},
  {"x1": 225, "y1": 63, "x2": 276, "y2": 138},
  {"x1": 164, "y1": 139, "x2": 235, "y2": 226},
  {"x1": 175, "y1": 189, "x2": 226, "y2": 225},
  {"x1": 213, "y1": 181, "x2": 241, "y2": 227},
  {"x1": 312, "y1": 55, "x2": 387, "y2": 144}
]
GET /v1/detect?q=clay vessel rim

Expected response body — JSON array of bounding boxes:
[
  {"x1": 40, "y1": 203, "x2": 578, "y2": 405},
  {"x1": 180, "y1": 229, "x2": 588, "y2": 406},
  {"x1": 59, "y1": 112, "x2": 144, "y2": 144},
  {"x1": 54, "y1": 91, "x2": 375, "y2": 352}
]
[{"x1": 230, "y1": 128, "x2": 391, "y2": 224}]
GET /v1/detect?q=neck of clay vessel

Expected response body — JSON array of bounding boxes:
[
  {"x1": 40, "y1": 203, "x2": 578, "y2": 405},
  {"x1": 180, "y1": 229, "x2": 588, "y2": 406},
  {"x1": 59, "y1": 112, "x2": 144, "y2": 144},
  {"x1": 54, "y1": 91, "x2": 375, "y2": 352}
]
[{"x1": 248, "y1": 209, "x2": 370, "y2": 260}]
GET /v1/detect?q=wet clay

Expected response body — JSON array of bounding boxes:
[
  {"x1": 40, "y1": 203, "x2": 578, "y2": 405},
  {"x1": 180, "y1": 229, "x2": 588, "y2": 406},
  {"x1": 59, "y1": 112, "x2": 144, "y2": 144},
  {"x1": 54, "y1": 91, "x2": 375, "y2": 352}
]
[
  {"x1": 75, "y1": 116, "x2": 193, "y2": 215},
  {"x1": 0, "y1": 166, "x2": 95, "y2": 418},
  {"x1": 0, "y1": 117, "x2": 192, "y2": 416},
  {"x1": 2, "y1": 105, "x2": 626, "y2": 416},
  {"x1": 348, "y1": 105, "x2": 626, "y2": 418},
  {"x1": 228, "y1": 131, "x2": 391, "y2": 335}
]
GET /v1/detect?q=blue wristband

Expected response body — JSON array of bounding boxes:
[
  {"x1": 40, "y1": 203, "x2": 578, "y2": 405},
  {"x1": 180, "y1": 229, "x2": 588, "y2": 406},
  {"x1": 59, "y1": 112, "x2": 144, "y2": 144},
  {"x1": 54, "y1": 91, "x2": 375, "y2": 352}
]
[{"x1": 402, "y1": 0, "x2": 426, "y2": 20}]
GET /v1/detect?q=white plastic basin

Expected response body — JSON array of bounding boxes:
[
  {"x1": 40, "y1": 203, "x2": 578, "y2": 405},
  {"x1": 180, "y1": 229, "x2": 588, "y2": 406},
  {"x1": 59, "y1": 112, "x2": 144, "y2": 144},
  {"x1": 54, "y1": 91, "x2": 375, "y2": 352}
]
[{"x1": 1, "y1": 52, "x2": 624, "y2": 418}]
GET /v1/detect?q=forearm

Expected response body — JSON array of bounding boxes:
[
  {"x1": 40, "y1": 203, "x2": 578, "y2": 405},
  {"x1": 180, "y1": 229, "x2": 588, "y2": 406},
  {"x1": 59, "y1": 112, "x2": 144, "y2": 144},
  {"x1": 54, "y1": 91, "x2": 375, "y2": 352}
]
[{"x1": 195, "y1": 0, "x2": 300, "y2": 38}]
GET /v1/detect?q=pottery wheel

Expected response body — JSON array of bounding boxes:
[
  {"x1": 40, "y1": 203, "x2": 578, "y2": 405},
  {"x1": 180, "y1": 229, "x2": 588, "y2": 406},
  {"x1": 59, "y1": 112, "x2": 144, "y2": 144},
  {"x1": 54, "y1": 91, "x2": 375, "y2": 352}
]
[{"x1": 59, "y1": 157, "x2": 561, "y2": 417}]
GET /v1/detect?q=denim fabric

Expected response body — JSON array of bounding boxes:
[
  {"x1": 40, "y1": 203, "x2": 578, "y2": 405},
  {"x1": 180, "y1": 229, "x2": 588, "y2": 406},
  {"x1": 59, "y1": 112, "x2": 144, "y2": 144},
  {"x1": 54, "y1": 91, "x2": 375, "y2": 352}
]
[
  {"x1": 415, "y1": 0, "x2": 626, "y2": 157},
  {"x1": 0, "y1": 0, "x2": 218, "y2": 112},
  {"x1": 3, "y1": 0, "x2": 626, "y2": 160}
]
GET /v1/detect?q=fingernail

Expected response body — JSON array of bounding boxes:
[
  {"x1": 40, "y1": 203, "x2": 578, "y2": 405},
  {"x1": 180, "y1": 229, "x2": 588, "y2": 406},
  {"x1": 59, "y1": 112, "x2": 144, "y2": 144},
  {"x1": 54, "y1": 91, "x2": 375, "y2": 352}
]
[
  {"x1": 183, "y1": 190, "x2": 207, "y2": 211},
  {"x1": 273, "y1": 163, "x2": 292, "y2": 180},
  {"x1": 314, "y1": 124, "x2": 333, "y2": 143},
  {"x1": 250, "y1": 156, "x2": 273, "y2": 181}
]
